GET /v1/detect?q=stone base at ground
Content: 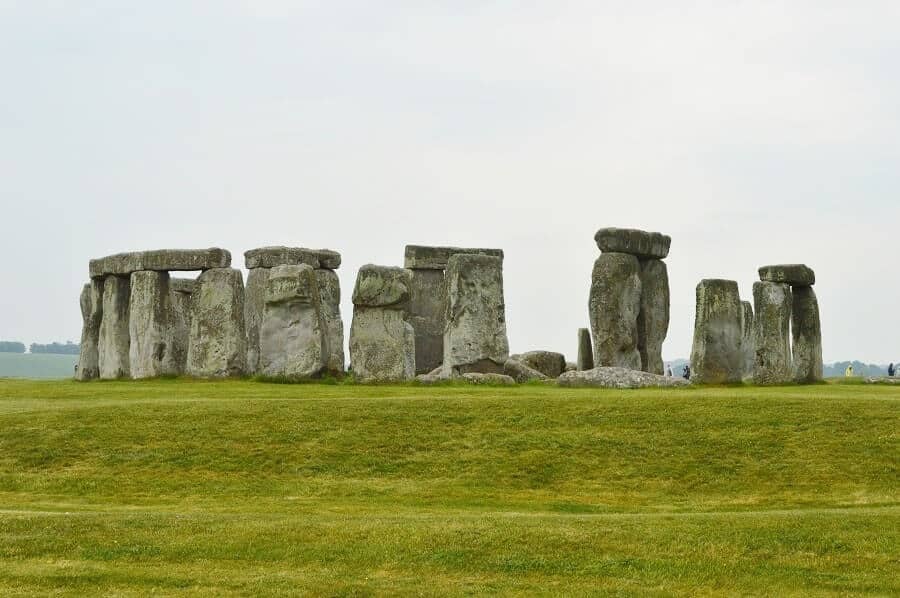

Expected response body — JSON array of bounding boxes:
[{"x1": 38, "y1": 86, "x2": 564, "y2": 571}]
[
  {"x1": 461, "y1": 373, "x2": 516, "y2": 385},
  {"x1": 558, "y1": 367, "x2": 690, "y2": 389},
  {"x1": 503, "y1": 358, "x2": 548, "y2": 383}
]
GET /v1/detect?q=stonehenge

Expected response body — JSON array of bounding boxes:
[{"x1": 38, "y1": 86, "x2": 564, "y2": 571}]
[
  {"x1": 590, "y1": 228, "x2": 670, "y2": 373},
  {"x1": 690, "y1": 279, "x2": 744, "y2": 384},
  {"x1": 75, "y1": 240, "x2": 824, "y2": 387}
]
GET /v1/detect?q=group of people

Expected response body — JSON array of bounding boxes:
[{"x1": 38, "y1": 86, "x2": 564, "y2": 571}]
[{"x1": 664, "y1": 363, "x2": 691, "y2": 380}]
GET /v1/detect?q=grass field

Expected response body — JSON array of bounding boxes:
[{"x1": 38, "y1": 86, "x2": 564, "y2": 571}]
[
  {"x1": 0, "y1": 379, "x2": 896, "y2": 596},
  {"x1": 0, "y1": 353, "x2": 78, "y2": 379}
]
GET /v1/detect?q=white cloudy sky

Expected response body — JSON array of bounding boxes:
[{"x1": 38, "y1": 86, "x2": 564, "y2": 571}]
[{"x1": 2, "y1": 1, "x2": 898, "y2": 363}]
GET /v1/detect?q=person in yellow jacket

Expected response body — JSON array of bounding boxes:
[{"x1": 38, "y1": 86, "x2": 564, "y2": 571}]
[{"x1": 845, "y1": 364, "x2": 855, "y2": 377}]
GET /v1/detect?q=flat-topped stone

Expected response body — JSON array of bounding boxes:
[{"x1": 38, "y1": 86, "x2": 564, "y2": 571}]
[
  {"x1": 352, "y1": 265, "x2": 411, "y2": 307},
  {"x1": 404, "y1": 245, "x2": 504, "y2": 270},
  {"x1": 758, "y1": 264, "x2": 815, "y2": 286},
  {"x1": 244, "y1": 247, "x2": 341, "y2": 270},
  {"x1": 558, "y1": 367, "x2": 689, "y2": 389},
  {"x1": 594, "y1": 228, "x2": 671, "y2": 259},
  {"x1": 90, "y1": 248, "x2": 230, "y2": 278}
]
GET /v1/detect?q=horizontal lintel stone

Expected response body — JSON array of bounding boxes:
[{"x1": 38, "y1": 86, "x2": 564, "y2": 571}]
[
  {"x1": 90, "y1": 248, "x2": 231, "y2": 278},
  {"x1": 404, "y1": 245, "x2": 504, "y2": 270}
]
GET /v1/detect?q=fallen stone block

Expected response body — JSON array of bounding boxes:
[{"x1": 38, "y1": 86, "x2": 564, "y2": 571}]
[
  {"x1": 510, "y1": 351, "x2": 566, "y2": 378},
  {"x1": 461, "y1": 372, "x2": 516, "y2": 385},
  {"x1": 558, "y1": 367, "x2": 689, "y2": 388},
  {"x1": 503, "y1": 358, "x2": 548, "y2": 383}
]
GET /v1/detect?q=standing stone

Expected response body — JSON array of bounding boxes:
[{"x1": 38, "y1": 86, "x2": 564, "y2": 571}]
[
  {"x1": 443, "y1": 254, "x2": 510, "y2": 376},
  {"x1": 349, "y1": 265, "x2": 415, "y2": 381},
  {"x1": 753, "y1": 281, "x2": 793, "y2": 385},
  {"x1": 740, "y1": 300, "x2": 755, "y2": 380},
  {"x1": 407, "y1": 268, "x2": 446, "y2": 375},
  {"x1": 589, "y1": 252, "x2": 642, "y2": 370},
  {"x1": 170, "y1": 278, "x2": 194, "y2": 375},
  {"x1": 129, "y1": 271, "x2": 178, "y2": 379},
  {"x1": 75, "y1": 279, "x2": 104, "y2": 381},
  {"x1": 577, "y1": 328, "x2": 594, "y2": 371},
  {"x1": 259, "y1": 264, "x2": 327, "y2": 379},
  {"x1": 637, "y1": 259, "x2": 669, "y2": 375},
  {"x1": 243, "y1": 268, "x2": 271, "y2": 374},
  {"x1": 187, "y1": 268, "x2": 247, "y2": 378},
  {"x1": 315, "y1": 269, "x2": 345, "y2": 374},
  {"x1": 689, "y1": 279, "x2": 743, "y2": 384},
  {"x1": 98, "y1": 275, "x2": 131, "y2": 379},
  {"x1": 792, "y1": 286, "x2": 823, "y2": 384}
]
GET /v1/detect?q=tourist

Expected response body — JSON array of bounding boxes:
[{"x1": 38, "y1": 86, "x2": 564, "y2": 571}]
[
  {"x1": 845, "y1": 364, "x2": 854, "y2": 377},
  {"x1": 888, "y1": 363, "x2": 895, "y2": 377},
  {"x1": 682, "y1": 364, "x2": 691, "y2": 380},
  {"x1": 666, "y1": 364, "x2": 673, "y2": 378}
]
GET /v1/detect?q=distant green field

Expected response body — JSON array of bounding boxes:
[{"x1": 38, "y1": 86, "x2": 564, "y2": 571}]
[
  {"x1": 0, "y1": 352, "x2": 77, "y2": 379},
  {"x1": 0, "y1": 380, "x2": 896, "y2": 595}
]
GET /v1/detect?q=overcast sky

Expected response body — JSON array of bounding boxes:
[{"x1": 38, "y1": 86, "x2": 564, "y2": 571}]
[{"x1": 2, "y1": 1, "x2": 898, "y2": 363}]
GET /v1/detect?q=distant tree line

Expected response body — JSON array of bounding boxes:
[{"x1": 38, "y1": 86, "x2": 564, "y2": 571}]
[
  {"x1": 29, "y1": 341, "x2": 80, "y2": 355},
  {"x1": 0, "y1": 341, "x2": 26, "y2": 353}
]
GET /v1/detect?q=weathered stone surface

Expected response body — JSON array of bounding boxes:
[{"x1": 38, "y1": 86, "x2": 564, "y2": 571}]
[
  {"x1": 404, "y1": 245, "x2": 504, "y2": 270},
  {"x1": 75, "y1": 279, "x2": 104, "y2": 381},
  {"x1": 792, "y1": 286, "x2": 823, "y2": 384},
  {"x1": 503, "y1": 358, "x2": 548, "y2": 383},
  {"x1": 462, "y1": 372, "x2": 516, "y2": 385},
  {"x1": 594, "y1": 228, "x2": 671, "y2": 259},
  {"x1": 407, "y1": 268, "x2": 446, "y2": 375},
  {"x1": 740, "y1": 300, "x2": 755, "y2": 380},
  {"x1": 753, "y1": 281, "x2": 793, "y2": 385},
  {"x1": 244, "y1": 247, "x2": 342, "y2": 270},
  {"x1": 637, "y1": 259, "x2": 669, "y2": 375},
  {"x1": 565, "y1": 361, "x2": 577, "y2": 372},
  {"x1": 558, "y1": 367, "x2": 689, "y2": 388},
  {"x1": 689, "y1": 279, "x2": 743, "y2": 384},
  {"x1": 90, "y1": 248, "x2": 230, "y2": 278},
  {"x1": 170, "y1": 279, "x2": 193, "y2": 375},
  {"x1": 443, "y1": 254, "x2": 509, "y2": 376},
  {"x1": 98, "y1": 275, "x2": 130, "y2": 379},
  {"x1": 352, "y1": 265, "x2": 411, "y2": 307},
  {"x1": 577, "y1": 328, "x2": 594, "y2": 371},
  {"x1": 259, "y1": 265, "x2": 326, "y2": 379},
  {"x1": 349, "y1": 306, "x2": 416, "y2": 382},
  {"x1": 865, "y1": 377, "x2": 900, "y2": 385},
  {"x1": 315, "y1": 269, "x2": 345, "y2": 374},
  {"x1": 129, "y1": 271, "x2": 178, "y2": 379},
  {"x1": 589, "y1": 252, "x2": 642, "y2": 370},
  {"x1": 243, "y1": 268, "x2": 270, "y2": 374},
  {"x1": 758, "y1": 264, "x2": 815, "y2": 286},
  {"x1": 510, "y1": 351, "x2": 566, "y2": 378},
  {"x1": 170, "y1": 278, "x2": 196, "y2": 294},
  {"x1": 187, "y1": 268, "x2": 247, "y2": 378}
]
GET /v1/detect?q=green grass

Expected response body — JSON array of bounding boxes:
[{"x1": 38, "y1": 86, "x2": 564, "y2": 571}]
[
  {"x1": 0, "y1": 353, "x2": 78, "y2": 379},
  {"x1": 0, "y1": 379, "x2": 897, "y2": 596}
]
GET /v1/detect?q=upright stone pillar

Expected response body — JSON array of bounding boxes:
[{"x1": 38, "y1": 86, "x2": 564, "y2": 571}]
[
  {"x1": 637, "y1": 259, "x2": 669, "y2": 375},
  {"x1": 443, "y1": 254, "x2": 510, "y2": 376},
  {"x1": 689, "y1": 279, "x2": 743, "y2": 384},
  {"x1": 740, "y1": 300, "x2": 755, "y2": 380},
  {"x1": 576, "y1": 328, "x2": 594, "y2": 371},
  {"x1": 75, "y1": 279, "x2": 104, "y2": 381},
  {"x1": 260, "y1": 264, "x2": 327, "y2": 379},
  {"x1": 187, "y1": 268, "x2": 247, "y2": 378},
  {"x1": 792, "y1": 286, "x2": 823, "y2": 383},
  {"x1": 98, "y1": 275, "x2": 131, "y2": 379},
  {"x1": 129, "y1": 271, "x2": 178, "y2": 379},
  {"x1": 589, "y1": 252, "x2": 642, "y2": 370},
  {"x1": 169, "y1": 278, "x2": 195, "y2": 375},
  {"x1": 404, "y1": 245, "x2": 504, "y2": 375},
  {"x1": 243, "y1": 267, "x2": 270, "y2": 374},
  {"x1": 753, "y1": 281, "x2": 793, "y2": 385},
  {"x1": 349, "y1": 265, "x2": 416, "y2": 381},
  {"x1": 315, "y1": 268, "x2": 345, "y2": 374}
]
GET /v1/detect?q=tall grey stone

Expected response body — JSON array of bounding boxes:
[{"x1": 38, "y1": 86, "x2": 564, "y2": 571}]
[
  {"x1": 90, "y1": 248, "x2": 230, "y2": 278},
  {"x1": 349, "y1": 265, "x2": 415, "y2": 381},
  {"x1": 187, "y1": 268, "x2": 247, "y2": 378},
  {"x1": 753, "y1": 281, "x2": 793, "y2": 385},
  {"x1": 75, "y1": 279, "x2": 103, "y2": 381},
  {"x1": 129, "y1": 271, "x2": 178, "y2": 379},
  {"x1": 259, "y1": 265, "x2": 327, "y2": 379},
  {"x1": 98, "y1": 275, "x2": 131, "y2": 379},
  {"x1": 792, "y1": 286, "x2": 823, "y2": 384},
  {"x1": 407, "y1": 268, "x2": 446, "y2": 374},
  {"x1": 443, "y1": 254, "x2": 509, "y2": 376},
  {"x1": 170, "y1": 278, "x2": 194, "y2": 375},
  {"x1": 577, "y1": 328, "x2": 594, "y2": 371},
  {"x1": 637, "y1": 259, "x2": 669, "y2": 375},
  {"x1": 315, "y1": 268, "x2": 345, "y2": 374},
  {"x1": 689, "y1": 279, "x2": 743, "y2": 384},
  {"x1": 589, "y1": 252, "x2": 642, "y2": 370},
  {"x1": 243, "y1": 267, "x2": 270, "y2": 374},
  {"x1": 740, "y1": 300, "x2": 755, "y2": 380}
]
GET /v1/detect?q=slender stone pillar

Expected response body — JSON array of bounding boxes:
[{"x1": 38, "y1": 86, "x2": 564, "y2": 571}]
[
  {"x1": 740, "y1": 300, "x2": 755, "y2": 380},
  {"x1": 75, "y1": 279, "x2": 104, "y2": 381},
  {"x1": 753, "y1": 281, "x2": 793, "y2": 385},
  {"x1": 589, "y1": 252, "x2": 642, "y2": 370},
  {"x1": 98, "y1": 275, "x2": 131, "y2": 379},
  {"x1": 637, "y1": 259, "x2": 669, "y2": 375},
  {"x1": 792, "y1": 286, "x2": 823, "y2": 383},
  {"x1": 689, "y1": 279, "x2": 743, "y2": 384},
  {"x1": 187, "y1": 268, "x2": 247, "y2": 378},
  {"x1": 577, "y1": 328, "x2": 594, "y2": 371},
  {"x1": 315, "y1": 268, "x2": 345, "y2": 374},
  {"x1": 170, "y1": 278, "x2": 195, "y2": 375},
  {"x1": 243, "y1": 267, "x2": 270, "y2": 374},
  {"x1": 129, "y1": 271, "x2": 178, "y2": 379}
]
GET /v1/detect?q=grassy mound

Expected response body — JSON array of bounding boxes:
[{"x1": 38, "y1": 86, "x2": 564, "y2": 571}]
[{"x1": 0, "y1": 380, "x2": 897, "y2": 595}]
